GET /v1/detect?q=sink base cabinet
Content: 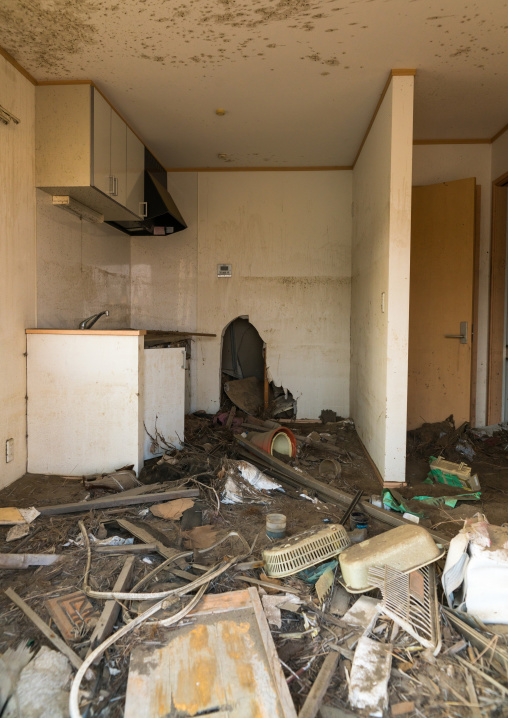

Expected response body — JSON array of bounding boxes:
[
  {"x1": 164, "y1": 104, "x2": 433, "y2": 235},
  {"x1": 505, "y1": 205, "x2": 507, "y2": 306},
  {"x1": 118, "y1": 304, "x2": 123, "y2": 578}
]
[{"x1": 27, "y1": 335, "x2": 185, "y2": 476}]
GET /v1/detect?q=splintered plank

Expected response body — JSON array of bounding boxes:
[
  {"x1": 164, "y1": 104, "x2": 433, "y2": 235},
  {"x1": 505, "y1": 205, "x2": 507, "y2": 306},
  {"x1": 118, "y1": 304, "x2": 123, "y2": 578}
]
[
  {"x1": 37, "y1": 488, "x2": 199, "y2": 515},
  {"x1": 124, "y1": 588, "x2": 297, "y2": 718},
  {"x1": 298, "y1": 652, "x2": 339, "y2": 718},
  {"x1": 5, "y1": 588, "x2": 83, "y2": 670},
  {"x1": 87, "y1": 556, "x2": 135, "y2": 657}
]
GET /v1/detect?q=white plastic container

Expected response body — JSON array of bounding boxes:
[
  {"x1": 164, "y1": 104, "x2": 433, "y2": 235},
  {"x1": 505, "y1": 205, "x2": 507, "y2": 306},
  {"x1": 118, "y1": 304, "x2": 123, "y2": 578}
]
[
  {"x1": 339, "y1": 524, "x2": 443, "y2": 592},
  {"x1": 266, "y1": 513, "x2": 286, "y2": 539}
]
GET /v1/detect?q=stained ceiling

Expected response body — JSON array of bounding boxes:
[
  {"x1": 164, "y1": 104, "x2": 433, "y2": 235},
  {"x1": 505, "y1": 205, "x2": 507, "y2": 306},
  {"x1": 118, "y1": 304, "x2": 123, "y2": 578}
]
[{"x1": 1, "y1": 0, "x2": 507, "y2": 168}]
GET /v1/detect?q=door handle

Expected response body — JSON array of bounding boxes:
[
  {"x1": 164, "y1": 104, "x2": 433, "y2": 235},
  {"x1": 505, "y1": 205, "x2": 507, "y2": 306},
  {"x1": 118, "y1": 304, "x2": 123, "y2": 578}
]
[{"x1": 445, "y1": 321, "x2": 468, "y2": 344}]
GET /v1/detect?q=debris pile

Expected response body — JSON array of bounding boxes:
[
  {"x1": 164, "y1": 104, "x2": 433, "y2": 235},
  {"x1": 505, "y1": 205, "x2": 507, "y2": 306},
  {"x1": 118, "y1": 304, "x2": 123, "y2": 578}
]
[{"x1": 0, "y1": 411, "x2": 506, "y2": 717}]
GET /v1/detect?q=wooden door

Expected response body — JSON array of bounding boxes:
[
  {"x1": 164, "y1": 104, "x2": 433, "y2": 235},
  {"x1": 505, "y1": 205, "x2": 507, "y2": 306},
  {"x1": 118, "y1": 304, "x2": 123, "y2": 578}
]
[{"x1": 407, "y1": 178, "x2": 476, "y2": 430}]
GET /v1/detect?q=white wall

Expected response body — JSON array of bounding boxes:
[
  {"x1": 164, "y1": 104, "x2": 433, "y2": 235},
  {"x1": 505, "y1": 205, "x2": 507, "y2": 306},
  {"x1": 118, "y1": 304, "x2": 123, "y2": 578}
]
[
  {"x1": 131, "y1": 173, "x2": 199, "y2": 411},
  {"x1": 36, "y1": 190, "x2": 131, "y2": 329},
  {"x1": 0, "y1": 56, "x2": 36, "y2": 488},
  {"x1": 412, "y1": 144, "x2": 491, "y2": 426},
  {"x1": 132, "y1": 171, "x2": 352, "y2": 419},
  {"x1": 350, "y1": 76, "x2": 414, "y2": 483}
]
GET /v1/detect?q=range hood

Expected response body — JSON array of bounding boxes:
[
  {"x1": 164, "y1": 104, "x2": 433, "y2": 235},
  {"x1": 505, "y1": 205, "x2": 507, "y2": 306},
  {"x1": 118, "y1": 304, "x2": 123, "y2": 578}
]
[{"x1": 106, "y1": 150, "x2": 187, "y2": 237}]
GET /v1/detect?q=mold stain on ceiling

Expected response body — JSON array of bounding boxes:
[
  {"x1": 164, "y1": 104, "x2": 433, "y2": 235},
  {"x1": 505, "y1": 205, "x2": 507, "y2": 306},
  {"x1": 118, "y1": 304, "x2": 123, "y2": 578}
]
[{"x1": 0, "y1": 0, "x2": 507, "y2": 167}]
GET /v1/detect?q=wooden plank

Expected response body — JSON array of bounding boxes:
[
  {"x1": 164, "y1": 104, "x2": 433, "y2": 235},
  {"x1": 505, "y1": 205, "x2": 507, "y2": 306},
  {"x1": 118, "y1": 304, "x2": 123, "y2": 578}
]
[
  {"x1": 298, "y1": 652, "x2": 339, "y2": 718},
  {"x1": 5, "y1": 588, "x2": 83, "y2": 670},
  {"x1": 94, "y1": 543, "x2": 158, "y2": 554},
  {"x1": 124, "y1": 587, "x2": 297, "y2": 718},
  {"x1": 37, "y1": 488, "x2": 199, "y2": 515},
  {"x1": 236, "y1": 438, "x2": 448, "y2": 546},
  {"x1": 116, "y1": 518, "x2": 183, "y2": 561},
  {"x1": 88, "y1": 557, "x2": 135, "y2": 656},
  {"x1": 237, "y1": 576, "x2": 302, "y2": 595}
]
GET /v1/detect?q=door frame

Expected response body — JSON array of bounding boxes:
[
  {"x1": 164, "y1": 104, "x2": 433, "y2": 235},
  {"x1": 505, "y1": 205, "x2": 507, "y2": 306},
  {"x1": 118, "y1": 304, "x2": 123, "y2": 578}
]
[
  {"x1": 470, "y1": 185, "x2": 481, "y2": 426},
  {"x1": 487, "y1": 171, "x2": 508, "y2": 425}
]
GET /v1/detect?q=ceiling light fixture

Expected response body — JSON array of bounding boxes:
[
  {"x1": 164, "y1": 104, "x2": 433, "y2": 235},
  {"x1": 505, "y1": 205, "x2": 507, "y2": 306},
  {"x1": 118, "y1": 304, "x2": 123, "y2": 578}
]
[
  {"x1": 217, "y1": 153, "x2": 230, "y2": 160},
  {"x1": 215, "y1": 108, "x2": 226, "y2": 116},
  {"x1": 52, "y1": 196, "x2": 104, "y2": 223}
]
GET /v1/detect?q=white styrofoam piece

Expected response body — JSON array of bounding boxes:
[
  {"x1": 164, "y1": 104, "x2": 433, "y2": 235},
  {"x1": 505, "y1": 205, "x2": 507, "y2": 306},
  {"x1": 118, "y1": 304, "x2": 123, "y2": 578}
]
[
  {"x1": 464, "y1": 555, "x2": 508, "y2": 624},
  {"x1": 342, "y1": 596, "x2": 380, "y2": 630},
  {"x1": 143, "y1": 347, "x2": 185, "y2": 459},
  {"x1": 349, "y1": 636, "x2": 392, "y2": 716}
]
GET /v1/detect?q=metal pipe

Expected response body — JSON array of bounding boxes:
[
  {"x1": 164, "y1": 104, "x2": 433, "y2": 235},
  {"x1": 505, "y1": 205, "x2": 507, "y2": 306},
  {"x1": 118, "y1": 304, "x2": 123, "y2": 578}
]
[{"x1": 78, "y1": 310, "x2": 109, "y2": 330}]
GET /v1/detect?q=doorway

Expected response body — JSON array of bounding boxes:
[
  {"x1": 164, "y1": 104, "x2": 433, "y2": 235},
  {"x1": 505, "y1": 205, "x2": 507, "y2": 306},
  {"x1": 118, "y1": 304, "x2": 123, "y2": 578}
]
[
  {"x1": 487, "y1": 172, "x2": 508, "y2": 424},
  {"x1": 407, "y1": 178, "x2": 478, "y2": 430}
]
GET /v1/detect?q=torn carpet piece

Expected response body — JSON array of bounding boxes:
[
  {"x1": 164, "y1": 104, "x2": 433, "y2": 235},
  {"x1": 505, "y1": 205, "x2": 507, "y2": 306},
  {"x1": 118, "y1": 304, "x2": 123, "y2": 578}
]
[{"x1": 150, "y1": 498, "x2": 195, "y2": 520}]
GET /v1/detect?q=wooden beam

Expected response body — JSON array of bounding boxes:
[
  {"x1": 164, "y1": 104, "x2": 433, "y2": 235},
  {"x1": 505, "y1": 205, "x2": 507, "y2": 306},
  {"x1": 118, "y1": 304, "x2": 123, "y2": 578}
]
[
  {"x1": 5, "y1": 588, "x2": 83, "y2": 670},
  {"x1": 87, "y1": 557, "x2": 135, "y2": 657},
  {"x1": 298, "y1": 652, "x2": 339, "y2": 718},
  {"x1": 37, "y1": 488, "x2": 199, "y2": 516},
  {"x1": 235, "y1": 438, "x2": 448, "y2": 545}
]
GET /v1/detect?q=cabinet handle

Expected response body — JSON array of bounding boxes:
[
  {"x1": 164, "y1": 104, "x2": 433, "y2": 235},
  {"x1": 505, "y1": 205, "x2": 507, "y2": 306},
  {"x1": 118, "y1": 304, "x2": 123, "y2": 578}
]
[
  {"x1": 139, "y1": 202, "x2": 148, "y2": 218},
  {"x1": 108, "y1": 176, "x2": 115, "y2": 194},
  {"x1": 114, "y1": 176, "x2": 119, "y2": 197}
]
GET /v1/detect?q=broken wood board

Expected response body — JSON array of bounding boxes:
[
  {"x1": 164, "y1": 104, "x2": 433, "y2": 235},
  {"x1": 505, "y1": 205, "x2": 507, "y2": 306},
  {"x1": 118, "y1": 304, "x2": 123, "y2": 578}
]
[
  {"x1": 0, "y1": 553, "x2": 61, "y2": 569},
  {"x1": 116, "y1": 518, "x2": 183, "y2": 563},
  {"x1": 298, "y1": 652, "x2": 339, "y2": 718},
  {"x1": 235, "y1": 438, "x2": 447, "y2": 546},
  {"x1": 0, "y1": 507, "x2": 26, "y2": 525},
  {"x1": 87, "y1": 557, "x2": 134, "y2": 657},
  {"x1": 5, "y1": 588, "x2": 83, "y2": 670},
  {"x1": 124, "y1": 587, "x2": 297, "y2": 718},
  {"x1": 225, "y1": 376, "x2": 265, "y2": 415},
  {"x1": 45, "y1": 591, "x2": 99, "y2": 641},
  {"x1": 443, "y1": 607, "x2": 508, "y2": 678},
  {"x1": 36, "y1": 487, "x2": 199, "y2": 516}
]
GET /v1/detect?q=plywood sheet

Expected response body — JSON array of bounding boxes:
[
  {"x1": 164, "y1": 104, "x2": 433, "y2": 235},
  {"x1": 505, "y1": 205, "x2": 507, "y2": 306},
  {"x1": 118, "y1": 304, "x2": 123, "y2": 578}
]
[{"x1": 124, "y1": 588, "x2": 296, "y2": 718}]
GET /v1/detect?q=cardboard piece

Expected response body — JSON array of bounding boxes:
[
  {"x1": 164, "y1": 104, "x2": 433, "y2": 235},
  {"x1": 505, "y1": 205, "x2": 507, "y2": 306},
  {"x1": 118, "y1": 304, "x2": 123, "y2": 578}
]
[{"x1": 150, "y1": 498, "x2": 195, "y2": 520}]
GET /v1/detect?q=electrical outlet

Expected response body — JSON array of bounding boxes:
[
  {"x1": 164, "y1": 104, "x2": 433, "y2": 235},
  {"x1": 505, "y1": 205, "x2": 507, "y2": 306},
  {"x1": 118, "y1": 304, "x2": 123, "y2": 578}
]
[{"x1": 6, "y1": 438, "x2": 14, "y2": 463}]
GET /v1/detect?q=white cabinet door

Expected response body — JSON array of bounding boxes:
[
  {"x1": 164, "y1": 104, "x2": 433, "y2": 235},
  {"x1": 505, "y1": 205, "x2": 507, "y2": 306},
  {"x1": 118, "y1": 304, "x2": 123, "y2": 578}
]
[
  {"x1": 111, "y1": 109, "x2": 127, "y2": 207},
  {"x1": 143, "y1": 348, "x2": 186, "y2": 459},
  {"x1": 92, "y1": 89, "x2": 111, "y2": 196},
  {"x1": 126, "y1": 127, "x2": 145, "y2": 217}
]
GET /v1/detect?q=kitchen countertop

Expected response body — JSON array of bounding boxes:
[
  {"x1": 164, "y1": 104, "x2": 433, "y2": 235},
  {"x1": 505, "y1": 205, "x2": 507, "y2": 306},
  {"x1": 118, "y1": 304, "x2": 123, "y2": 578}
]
[{"x1": 26, "y1": 329, "x2": 216, "y2": 339}]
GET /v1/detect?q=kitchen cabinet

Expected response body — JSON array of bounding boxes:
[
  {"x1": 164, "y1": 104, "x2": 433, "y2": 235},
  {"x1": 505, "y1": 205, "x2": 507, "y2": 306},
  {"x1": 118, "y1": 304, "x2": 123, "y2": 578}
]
[
  {"x1": 26, "y1": 330, "x2": 185, "y2": 476},
  {"x1": 36, "y1": 84, "x2": 145, "y2": 222}
]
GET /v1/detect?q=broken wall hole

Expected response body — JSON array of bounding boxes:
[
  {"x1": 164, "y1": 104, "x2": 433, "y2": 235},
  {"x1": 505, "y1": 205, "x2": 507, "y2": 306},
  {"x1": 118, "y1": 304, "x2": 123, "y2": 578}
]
[{"x1": 220, "y1": 316, "x2": 296, "y2": 419}]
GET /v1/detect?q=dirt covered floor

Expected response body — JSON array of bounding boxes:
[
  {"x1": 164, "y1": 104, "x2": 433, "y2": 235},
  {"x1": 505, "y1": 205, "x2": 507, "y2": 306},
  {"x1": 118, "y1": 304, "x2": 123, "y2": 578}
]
[{"x1": 0, "y1": 414, "x2": 507, "y2": 717}]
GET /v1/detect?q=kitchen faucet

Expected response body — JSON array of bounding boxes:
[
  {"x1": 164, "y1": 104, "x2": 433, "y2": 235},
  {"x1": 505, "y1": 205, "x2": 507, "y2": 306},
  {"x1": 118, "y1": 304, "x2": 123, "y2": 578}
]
[{"x1": 78, "y1": 310, "x2": 110, "y2": 330}]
